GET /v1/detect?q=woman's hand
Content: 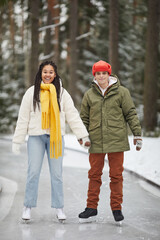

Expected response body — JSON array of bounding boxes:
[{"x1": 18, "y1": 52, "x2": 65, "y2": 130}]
[{"x1": 78, "y1": 137, "x2": 91, "y2": 149}]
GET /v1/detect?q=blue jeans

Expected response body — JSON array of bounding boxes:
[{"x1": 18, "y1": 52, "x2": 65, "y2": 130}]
[{"x1": 24, "y1": 135, "x2": 64, "y2": 208}]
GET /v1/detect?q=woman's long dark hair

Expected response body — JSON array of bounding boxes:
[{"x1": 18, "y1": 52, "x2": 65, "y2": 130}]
[{"x1": 33, "y1": 61, "x2": 61, "y2": 111}]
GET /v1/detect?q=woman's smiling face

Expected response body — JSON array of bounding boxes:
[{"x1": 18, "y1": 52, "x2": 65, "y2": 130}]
[{"x1": 41, "y1": 65, "x2": 56, "y2": 84}]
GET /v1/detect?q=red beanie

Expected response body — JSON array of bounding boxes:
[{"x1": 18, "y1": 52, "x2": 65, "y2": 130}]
[{"x1": 92, "y1": 60, "x2": 112, "y2": 76}]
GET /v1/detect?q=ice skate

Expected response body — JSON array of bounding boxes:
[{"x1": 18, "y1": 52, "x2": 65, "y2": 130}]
[
  {"x1": 56, "y1": 208, "x2": 66, "y2": 223},
  {"x1": 117, "y1": 221, "x2": 122, "y2": 226},
  {"x1": 78, "y1": 208, "x2": 97, "y2": 223},
  {"x1": 22, "y1": 207, "x2": 31, "y2": 222},
  {"x1": 112, "y1": 210, "x2": 124, "y2": 225}
]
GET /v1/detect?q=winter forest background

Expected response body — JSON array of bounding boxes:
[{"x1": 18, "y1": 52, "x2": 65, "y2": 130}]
[{"x1": 0, "y1": 0, "x2": 160, "y2": 136}]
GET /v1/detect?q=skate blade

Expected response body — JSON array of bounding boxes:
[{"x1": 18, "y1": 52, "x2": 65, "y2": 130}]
[
  {"x1": 56, "y1": 215, "x2": 66, "y2": 224},
  {"x1": 79, "y1": 216, "x2": 97, "y2": 223},
  {"x1": 116, "y1": 221, "x2": 122, "y2": 226},
  {"x1": 21, "y1": 219, "x2": 30, "y2": 224},
  {"x1": 58, "y1": 219, "x2": 66, "y2": 224}
]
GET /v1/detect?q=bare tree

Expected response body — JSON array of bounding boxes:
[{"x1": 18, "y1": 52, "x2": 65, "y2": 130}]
[
  {"x1": 8, "y1": 0, "x2": 15, "y2": 56},
  {"x1": 109, "y1": 0, "x2": 119, "y2": 75},
  {"x1": 29, "y1": 0, "x2": 40, "y2": 86},
  {"x1": 20, "y1": 0, "x2": 24, "y2": 50},
  {"x1": 0, "y1": 10, "x2": 3, "y2": 68},
  {"x1": 52, "y1": 0, "x2": 60, "y2": 64},
  {"x1": 143, "y1": 0, "x2": 159, "y2": 132},
  {"x1": 132, "y1": 0, "x2": 137, "y2": 25},
  {"x1": 69, "y1": 0, "x2": 78, "y2": 104},
  {"x1": 44, "y1": 4, "x2": 53, "y2": 60},
  {"x1": 47, "y1": 0, "x2": 60, "y2": 64}
]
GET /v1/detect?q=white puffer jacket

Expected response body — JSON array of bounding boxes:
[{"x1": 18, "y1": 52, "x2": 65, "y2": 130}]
[{"x1": 12, "y1": 85, "x2": 89, "y2": 146}]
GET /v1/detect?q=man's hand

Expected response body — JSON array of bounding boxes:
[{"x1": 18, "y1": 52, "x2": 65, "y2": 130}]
[
  {"x1": 133, "y1": 136, "x2": 142, "y2": 151},
  {"x1": 78, "y1": 136, "x2": 90, "y2": 149}
]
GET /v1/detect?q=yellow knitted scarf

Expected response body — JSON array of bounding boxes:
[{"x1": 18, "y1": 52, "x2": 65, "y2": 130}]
[{"x1": 40, "y1": 83, "x2": 62, "y2": 159}]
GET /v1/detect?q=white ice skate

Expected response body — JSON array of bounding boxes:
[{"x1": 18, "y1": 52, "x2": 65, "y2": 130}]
[
  {"x1": 22, "y1": 207, "x2": 31, "y2": 222},
  {"x1": 55, "y1": 208, "x2": 66, "y2": 223}
]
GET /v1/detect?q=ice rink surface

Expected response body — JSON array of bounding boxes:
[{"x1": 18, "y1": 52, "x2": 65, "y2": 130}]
[{"x1": 0, "y1": 139, "x2": 160, "y2": 240}]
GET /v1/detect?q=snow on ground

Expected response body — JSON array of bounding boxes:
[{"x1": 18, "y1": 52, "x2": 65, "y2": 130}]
[{"x1": 64, "y1": 134, "x2": 160, "y2": 187}]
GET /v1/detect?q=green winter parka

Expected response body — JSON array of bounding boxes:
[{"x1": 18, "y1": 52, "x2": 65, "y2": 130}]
[{"x1": 80, "y1": 75, "x2": 142, "y2": 153}]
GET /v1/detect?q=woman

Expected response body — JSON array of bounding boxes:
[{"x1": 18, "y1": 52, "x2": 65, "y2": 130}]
[{"x1": 12, "y1": 61, "x2": 90, "y2": 222}]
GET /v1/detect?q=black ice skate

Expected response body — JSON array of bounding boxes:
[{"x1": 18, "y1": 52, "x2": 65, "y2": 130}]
[
  {"x1": 78, "y1": 208, "x2": 97, "y2": 223},
  {"x1": 112, "y1": 210, "x2": 124, "y2": 223}
]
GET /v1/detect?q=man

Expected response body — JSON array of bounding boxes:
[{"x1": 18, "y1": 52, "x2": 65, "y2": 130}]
[{"x1": 78, "y1": 60, "x2": 142, "y2": 223}]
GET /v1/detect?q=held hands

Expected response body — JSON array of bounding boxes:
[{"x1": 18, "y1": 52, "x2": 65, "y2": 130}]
[
  {"x1": 78, "y1": 136, "x2": 91, "y2": 149},
  {"x1": 133, "y1": 136, "x2": 142, "y2": 151},
  {"x1": 12, "y1": 143, "x2": 20, "y2": 155}
]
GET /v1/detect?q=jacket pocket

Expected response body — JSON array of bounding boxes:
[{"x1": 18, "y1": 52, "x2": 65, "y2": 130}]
[
  {"x1": 108, "y1": 119, "x2": 124, "y2": 128},
  {"x1": 107, "y1": 119, "x2": 126, "y2": 140},
  {"x1": 89, "y1": 121, "x2": 101, "y2": 131}
]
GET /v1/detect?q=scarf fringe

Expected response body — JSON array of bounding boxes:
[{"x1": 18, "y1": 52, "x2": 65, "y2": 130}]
[
  {"x1": 42, "y1": 112, "x2": 49, "y2": 129},
  {"x1": 50, "y1": 140, "x2": 62, "y2": 159}
]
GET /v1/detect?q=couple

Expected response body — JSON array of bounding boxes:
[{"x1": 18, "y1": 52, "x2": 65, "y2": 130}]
[{"x1": 12, "y1": 60, "x2": 142, "y2": 223}]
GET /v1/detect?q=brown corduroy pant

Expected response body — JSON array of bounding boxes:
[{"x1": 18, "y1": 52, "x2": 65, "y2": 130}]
[{"x1": 87, "y1": 152, "x2": 124, "y2": 210}]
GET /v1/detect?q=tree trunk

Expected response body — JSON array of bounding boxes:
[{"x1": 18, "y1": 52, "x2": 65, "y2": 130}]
[
  {"x1": 29, "y1": 0, "x2": 40, "y2": 86},
  {"x1": 143, "y1": 0, "x2": 159, "y2": 132},
  {"x1": 132, "y1": 0, "x2": 137, "y2": 25},
  {"x1": 8, "y1": 0, "x2": 15, "y2": 56},
  {"x1": 21, "y1": 0, "x2": 24, "y2": 51},
  {"x1": 53, "y1": 0, "x2": 60, "y2": 64},
  {"x1": 44, "y1": 5, "x2": 53, "y2": 60},
  {"x1": 47, "y1": 0, "x2": 60, "y2": 64},
  {"x1": 109, "y1": 0, "x2": 119, "y2": 75},
  {"x1": 69, "y1": 0, "x2": 78, "y2": 105},
  {"x1": 84, "y1": 0, "x2": 92, "y2": 49},
  {"x1": 0, "y1": 9, "x2": 3, "y2": 74}
]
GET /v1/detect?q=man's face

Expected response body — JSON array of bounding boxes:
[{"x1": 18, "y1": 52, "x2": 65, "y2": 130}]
[{"x1": 95, "y1": 71, "x2": 109, "y2": 89}]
